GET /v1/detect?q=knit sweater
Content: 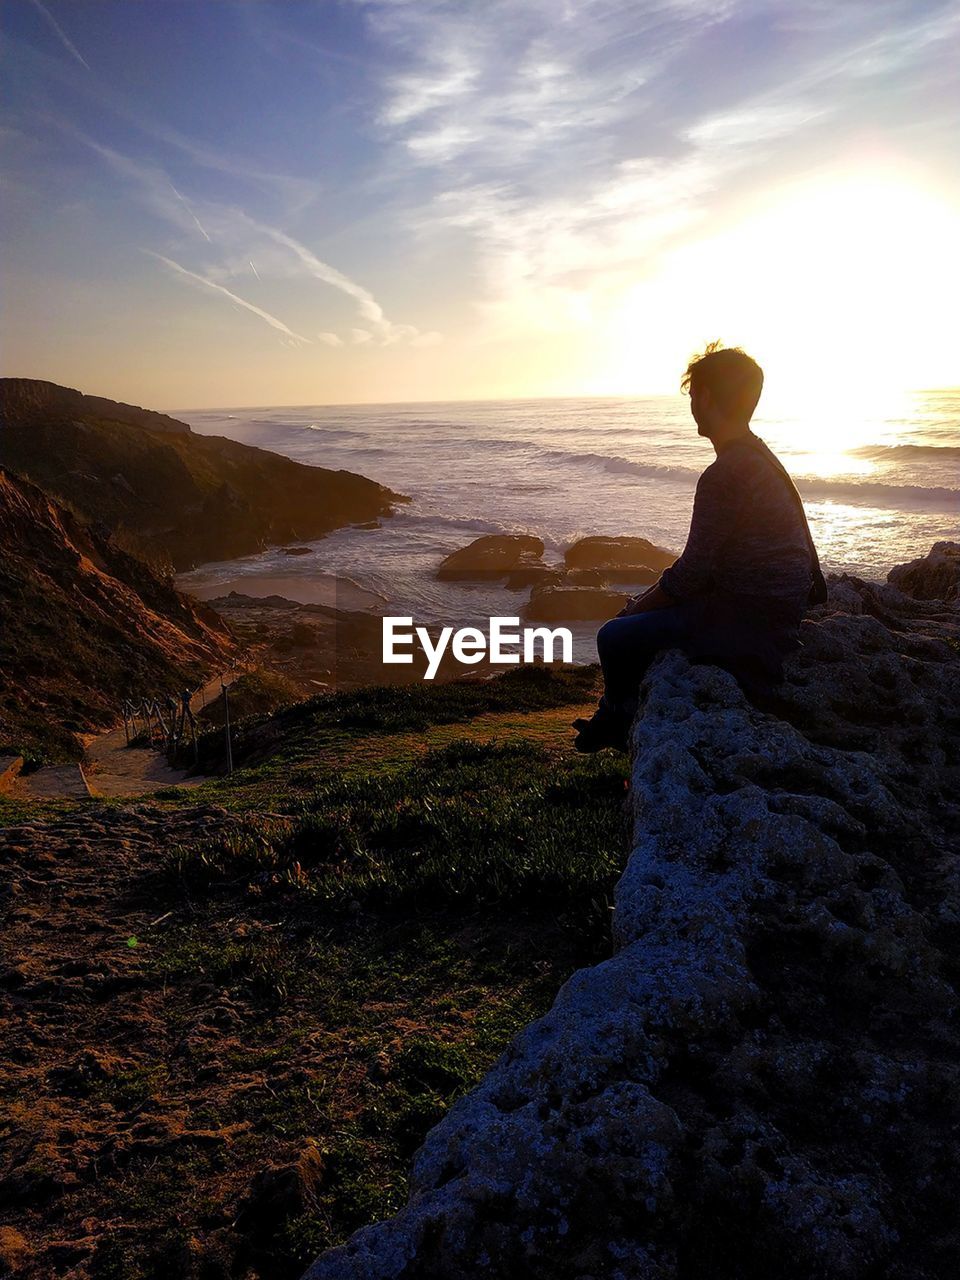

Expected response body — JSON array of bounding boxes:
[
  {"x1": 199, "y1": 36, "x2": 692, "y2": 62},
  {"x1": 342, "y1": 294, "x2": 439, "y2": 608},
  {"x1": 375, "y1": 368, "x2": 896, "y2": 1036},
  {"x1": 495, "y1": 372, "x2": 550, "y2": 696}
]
[{"x1": 658, "y1": 429, "x2": 815, "y2": 624}]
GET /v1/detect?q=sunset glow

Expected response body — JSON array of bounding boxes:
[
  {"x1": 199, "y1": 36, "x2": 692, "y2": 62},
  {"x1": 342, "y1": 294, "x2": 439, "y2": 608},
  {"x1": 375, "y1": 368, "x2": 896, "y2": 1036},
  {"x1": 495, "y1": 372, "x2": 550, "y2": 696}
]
[
  {"x1": 2, "y1": 2, "x2": 959, "y2": 411},
  {"x1": 601, "y1": 167, "x2": 960, "y2": 417}
]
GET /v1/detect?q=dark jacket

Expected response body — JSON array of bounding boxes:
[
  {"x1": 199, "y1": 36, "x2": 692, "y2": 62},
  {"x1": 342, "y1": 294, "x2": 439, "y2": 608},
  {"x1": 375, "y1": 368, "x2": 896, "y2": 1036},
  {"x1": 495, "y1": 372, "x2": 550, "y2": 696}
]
[{"x1": 656, "y1": 429, "x2": 825, "y2": 687}]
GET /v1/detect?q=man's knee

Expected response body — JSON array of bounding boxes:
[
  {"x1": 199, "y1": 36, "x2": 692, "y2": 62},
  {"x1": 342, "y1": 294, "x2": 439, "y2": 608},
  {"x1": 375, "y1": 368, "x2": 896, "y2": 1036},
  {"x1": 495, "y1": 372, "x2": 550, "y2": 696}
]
[
  {"x1": 596, "y1": 618, "x2": 618, "y2": 654},
  {"x1": 597, "y1": 616, "x2": 636, "y2": 663}
]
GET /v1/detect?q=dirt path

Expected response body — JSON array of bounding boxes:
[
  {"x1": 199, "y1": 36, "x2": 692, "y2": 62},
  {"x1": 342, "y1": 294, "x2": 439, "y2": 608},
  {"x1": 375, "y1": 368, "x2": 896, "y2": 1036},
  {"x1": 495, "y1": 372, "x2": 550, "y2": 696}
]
[{"x1": 80, "y1": 672, "x2": 240, "y2": 799}]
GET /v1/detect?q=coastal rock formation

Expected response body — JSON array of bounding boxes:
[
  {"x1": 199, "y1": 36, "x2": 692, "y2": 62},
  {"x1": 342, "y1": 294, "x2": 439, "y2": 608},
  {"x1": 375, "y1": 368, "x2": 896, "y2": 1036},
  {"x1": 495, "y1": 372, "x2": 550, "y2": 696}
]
[
  {"x1": 522, "y1": 584, "x2": 630, "y2": 622},
  {"x1": 503, "y1": 564, "x2": 562, "y2": 590},
  {"x1": 887, "y1": 539, "x2": 960, "y2": 601},
  {"x1": 436, "y1": 534, "x2": 546, "y2": 582},
  {"x1": 303, "y1": 559, "x2": 960, "y2": 1280},
  {"x1": 436, "y1": 534, "x2": 677, "y2": 599},
  {"x1": 0, "y1": 468, "x2": 234, "y2": 759},
  {"x1": 0, "y1": 378, "x2": 407, "y2": 569},
  {"x1": 0, "y1": 377, "x2": 190, "y2": 436},
  {"x1": 564, "y1": 535, "x2": 677, "y2": 582}
]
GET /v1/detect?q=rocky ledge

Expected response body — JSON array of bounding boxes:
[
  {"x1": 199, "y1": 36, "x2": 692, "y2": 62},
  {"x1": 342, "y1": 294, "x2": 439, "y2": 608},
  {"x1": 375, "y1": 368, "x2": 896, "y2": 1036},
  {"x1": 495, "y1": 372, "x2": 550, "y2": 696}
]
[{"x1": 304, "y1": 547, "x2": 960, "y2": 1280}]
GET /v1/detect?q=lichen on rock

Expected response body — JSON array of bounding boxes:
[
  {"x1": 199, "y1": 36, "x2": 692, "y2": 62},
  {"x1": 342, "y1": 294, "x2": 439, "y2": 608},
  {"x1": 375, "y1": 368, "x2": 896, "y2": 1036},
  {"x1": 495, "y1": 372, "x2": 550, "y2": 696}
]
[{"x1": 302, "y1": 561, "x2": 960, "y2": 1280}]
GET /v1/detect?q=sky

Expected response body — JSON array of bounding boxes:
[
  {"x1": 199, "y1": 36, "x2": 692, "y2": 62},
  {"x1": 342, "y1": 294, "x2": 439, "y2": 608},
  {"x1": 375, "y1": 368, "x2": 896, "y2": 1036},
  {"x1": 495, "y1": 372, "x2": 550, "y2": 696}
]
[{"x1": 1, "y1": 0, "x2": 959, "y2": 410}]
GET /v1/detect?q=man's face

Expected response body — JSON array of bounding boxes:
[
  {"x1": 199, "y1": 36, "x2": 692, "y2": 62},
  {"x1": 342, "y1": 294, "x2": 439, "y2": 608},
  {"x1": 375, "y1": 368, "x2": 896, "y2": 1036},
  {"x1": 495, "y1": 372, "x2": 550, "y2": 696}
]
[{"x1": 689, "y1": 384, "x2": 711, "y2": 435}]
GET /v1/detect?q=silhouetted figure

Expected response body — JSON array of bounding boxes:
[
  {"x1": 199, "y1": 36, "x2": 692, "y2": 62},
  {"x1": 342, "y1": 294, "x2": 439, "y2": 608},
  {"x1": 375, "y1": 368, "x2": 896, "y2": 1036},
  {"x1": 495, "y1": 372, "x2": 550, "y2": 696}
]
[{"x1": 574, "y1": 342, "x2": 826, "y2": 752}]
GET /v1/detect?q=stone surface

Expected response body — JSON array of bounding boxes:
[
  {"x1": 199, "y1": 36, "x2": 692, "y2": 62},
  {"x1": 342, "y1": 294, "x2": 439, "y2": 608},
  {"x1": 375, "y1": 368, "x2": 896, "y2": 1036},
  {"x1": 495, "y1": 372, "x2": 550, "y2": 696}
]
[
  {"x1": 563, "y1": 535, "x2": 677, "y2": 575},
  {"x1": 522, "y1": 585, "x2": 630, "y2": 622},
  {"x1": 436, "y1": 535, "x2": 546, "y2": 582},
  {"x1": 302, "y1": 561, "x2": 960, "y2": 1280},
  {"x1": 504, "y1": 565, "x2": 563, "y2": 590},
  {"x1": 887, "y1": 539, "x2": 960, "y2": 601}
]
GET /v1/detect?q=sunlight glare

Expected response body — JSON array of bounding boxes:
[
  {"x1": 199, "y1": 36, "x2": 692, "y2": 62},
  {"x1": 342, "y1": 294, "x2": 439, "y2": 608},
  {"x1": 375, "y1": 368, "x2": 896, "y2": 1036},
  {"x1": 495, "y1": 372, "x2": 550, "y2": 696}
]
[{"x1": 601, "y1": 164, "x2": 960, "y2": 463}]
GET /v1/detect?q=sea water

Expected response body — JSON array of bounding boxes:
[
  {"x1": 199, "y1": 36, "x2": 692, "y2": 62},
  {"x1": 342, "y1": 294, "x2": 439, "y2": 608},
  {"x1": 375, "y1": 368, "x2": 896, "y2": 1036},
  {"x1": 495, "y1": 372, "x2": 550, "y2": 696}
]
[{"x1": 174, "y1": 393, "x2": 959, "y2": 635}]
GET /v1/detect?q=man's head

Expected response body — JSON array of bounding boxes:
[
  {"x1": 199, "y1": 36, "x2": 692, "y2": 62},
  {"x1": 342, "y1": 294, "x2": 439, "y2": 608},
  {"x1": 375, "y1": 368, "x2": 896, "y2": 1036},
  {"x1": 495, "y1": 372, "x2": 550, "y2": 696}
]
[{"x1": 681, "y1": 342, "x2": 764, "y2": 439}]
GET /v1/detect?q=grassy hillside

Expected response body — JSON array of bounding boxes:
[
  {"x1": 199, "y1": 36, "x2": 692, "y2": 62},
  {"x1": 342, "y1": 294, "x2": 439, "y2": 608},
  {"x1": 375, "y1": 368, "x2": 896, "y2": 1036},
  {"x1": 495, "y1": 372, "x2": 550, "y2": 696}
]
[
  {"x1": 0, "y1": 379, "x2": 407, "y2": 569},
  {"x1": 0, "y1": 467, "x2": 235, "y2": 761},
  {"x1": 0, "y1": 665, "x2": 631, "y2": 1280}
]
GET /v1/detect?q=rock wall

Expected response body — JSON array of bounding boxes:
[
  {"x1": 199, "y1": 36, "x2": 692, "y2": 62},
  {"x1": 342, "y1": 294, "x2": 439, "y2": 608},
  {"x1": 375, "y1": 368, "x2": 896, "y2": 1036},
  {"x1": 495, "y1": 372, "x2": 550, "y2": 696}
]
[{"x1": 303, "y1": 566, "x2": 960, "y2": 1280}]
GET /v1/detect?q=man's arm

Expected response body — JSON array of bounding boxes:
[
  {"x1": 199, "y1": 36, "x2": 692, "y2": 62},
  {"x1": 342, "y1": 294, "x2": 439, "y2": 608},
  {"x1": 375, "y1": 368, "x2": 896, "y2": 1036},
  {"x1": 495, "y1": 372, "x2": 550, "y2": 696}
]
[
  {"x1": 616, "y1": 460, "x2": 742, "y2": 617},
  {"x1": 656, "y1": 463, "x2": 733, "y2": 602}
]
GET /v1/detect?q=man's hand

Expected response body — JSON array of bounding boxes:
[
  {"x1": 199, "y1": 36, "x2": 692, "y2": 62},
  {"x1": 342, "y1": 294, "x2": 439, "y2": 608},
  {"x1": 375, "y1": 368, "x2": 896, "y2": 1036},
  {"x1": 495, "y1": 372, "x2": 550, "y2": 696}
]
[
  {"x1": 616, "y1": 594, "x2": 646, "y2": 617},
  {"x1": 616, "y1": 581, "x2": 675, "y2": 617}
]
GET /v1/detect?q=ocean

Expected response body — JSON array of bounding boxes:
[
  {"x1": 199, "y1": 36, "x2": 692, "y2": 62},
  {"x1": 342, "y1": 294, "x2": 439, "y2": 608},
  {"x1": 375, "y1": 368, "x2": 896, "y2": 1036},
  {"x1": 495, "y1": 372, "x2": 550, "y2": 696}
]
[{"x1": 174, "y1": 392, "x2": 959, "y2": 638}]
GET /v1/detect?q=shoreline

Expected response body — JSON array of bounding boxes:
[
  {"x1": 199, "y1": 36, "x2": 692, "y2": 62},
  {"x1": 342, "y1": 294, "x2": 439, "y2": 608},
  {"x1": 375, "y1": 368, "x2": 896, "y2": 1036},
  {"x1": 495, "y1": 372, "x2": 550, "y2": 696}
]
[{"x1": 182, "y1": 570, "x2": 386, "y2": 613}]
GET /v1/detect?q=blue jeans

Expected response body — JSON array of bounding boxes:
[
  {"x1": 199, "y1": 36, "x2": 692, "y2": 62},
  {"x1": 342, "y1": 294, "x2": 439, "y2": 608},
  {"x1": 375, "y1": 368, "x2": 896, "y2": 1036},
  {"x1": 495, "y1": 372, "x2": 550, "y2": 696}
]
[
  {"x1": 596, "y1": 596, "x2": 799, "y2": 710},
  {"x1": 596, "y1": 604, "x2": 698, "y2": 708}
]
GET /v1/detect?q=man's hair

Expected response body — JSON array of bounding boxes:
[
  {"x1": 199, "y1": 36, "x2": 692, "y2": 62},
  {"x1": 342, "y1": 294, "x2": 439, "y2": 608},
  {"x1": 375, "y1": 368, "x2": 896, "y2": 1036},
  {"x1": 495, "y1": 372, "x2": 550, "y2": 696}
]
[{"x1": 681, "y1": 341, "x2": 764, "y2": 422}]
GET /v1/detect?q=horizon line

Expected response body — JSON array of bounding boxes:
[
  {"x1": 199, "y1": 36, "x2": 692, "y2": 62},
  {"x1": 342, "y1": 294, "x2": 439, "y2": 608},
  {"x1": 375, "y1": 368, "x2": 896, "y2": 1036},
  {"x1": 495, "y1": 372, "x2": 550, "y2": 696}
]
[
  {"x1": 161, "y1": 385, "x2": 960, "y2": 414},
  {"x1": 2, "y1": 373, "x2": 958, "y2": 414}
]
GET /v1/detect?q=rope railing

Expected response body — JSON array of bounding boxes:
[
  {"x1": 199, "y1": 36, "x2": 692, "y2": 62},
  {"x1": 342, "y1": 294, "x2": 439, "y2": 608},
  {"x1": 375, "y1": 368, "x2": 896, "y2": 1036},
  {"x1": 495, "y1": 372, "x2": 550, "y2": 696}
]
[
  {"x1": 121, "y1": 671, "x2": 242, "y2": 774},
  {"x1": 121, "y1": 687, "x2": 202, "y2": 763}
]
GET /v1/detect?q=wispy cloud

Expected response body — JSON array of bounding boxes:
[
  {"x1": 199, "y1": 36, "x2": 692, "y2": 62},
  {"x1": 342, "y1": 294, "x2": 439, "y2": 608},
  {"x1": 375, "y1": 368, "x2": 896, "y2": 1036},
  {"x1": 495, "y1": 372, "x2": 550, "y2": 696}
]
[
  {"x1": 232, "y1": 209, "x2": 442, "y2": 347},
  {"x1": 143, "y1": 250, "x2": 312, "y2": 346},
  {"x1": 168, "y1": 181, "x2": 212, "y2": 243},
  {"x1": 7, "y1": 28, "x2": 323, "y2": 219},
  {"x1": 354, "y1": 0, "x2": 960, "y2": 341},
  {"x1": 26, "y1": 0, "x2": 90, "y2": 71},
  {"x1": 52, "y1": 120, "x2": 436, "y2": 348},
  {"x1": 54, "y1": 120, "x2": 218, "y2": 244}
]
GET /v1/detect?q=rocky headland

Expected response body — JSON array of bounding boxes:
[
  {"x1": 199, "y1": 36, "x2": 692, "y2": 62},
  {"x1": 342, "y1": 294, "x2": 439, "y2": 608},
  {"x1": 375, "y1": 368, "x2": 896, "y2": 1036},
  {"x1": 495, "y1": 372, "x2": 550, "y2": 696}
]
[
  {"x1": 304, "y1": 544, "x2": 960, "y2": 1280},
  {"x1": 0, "y1": 468, "x2": 234, "y2": 760},
  {"x1": 0, "y1": 379, "x2": 408, "y2": 570}
]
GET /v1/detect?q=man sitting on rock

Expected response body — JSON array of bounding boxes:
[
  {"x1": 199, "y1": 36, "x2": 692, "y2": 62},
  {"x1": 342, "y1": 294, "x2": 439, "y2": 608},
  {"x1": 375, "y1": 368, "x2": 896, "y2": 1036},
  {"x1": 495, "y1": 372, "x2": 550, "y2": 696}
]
[{"x1": 574, "y1": 341, "x2": 826, "y2": 752}]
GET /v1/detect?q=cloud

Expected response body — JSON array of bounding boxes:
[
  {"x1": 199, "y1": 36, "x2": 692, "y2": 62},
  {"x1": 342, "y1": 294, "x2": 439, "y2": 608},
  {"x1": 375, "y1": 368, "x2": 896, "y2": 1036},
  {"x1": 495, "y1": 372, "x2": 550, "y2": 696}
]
[
  {"x1": 26, "y1": 0, "x2": 90, "y2": 71},
  {"x1": 317, "y1": 331, "x2": 344, "y2": 346},
  {"x1": 353, "y1": 0, "x2": 960, "y2": 343},
  {"x1": 55, "y1": 120, "x2": 218, "y2": 244},
  {"x1": 168, "y1": 181, "x2": 212, "y2": 243},
  {"x1": 380, "y1": 51, "x2": 479, "y2": 128},
  {"x1": 684, "y1": 105, "x2": 832, "y2": 150},
  {"x1": 53, "y1": 121, "x2": 435, "y2": 349},
  {"x1": 233, "y1": 209, "x2": 440, "y2": 346},
  {"x1": 9, "y1": 29, "x2": 323, "y2": 218},
  {"x1": 143, "y1": 250, "x2": 312, "y2": 345}
]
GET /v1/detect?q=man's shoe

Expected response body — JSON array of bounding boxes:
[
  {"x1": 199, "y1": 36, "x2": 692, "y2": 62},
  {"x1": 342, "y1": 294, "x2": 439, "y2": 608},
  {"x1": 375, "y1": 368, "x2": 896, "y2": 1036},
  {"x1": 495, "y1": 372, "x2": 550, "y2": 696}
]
[{"x1": 572, "y1": 714, "x2": 629, "y2": 753}]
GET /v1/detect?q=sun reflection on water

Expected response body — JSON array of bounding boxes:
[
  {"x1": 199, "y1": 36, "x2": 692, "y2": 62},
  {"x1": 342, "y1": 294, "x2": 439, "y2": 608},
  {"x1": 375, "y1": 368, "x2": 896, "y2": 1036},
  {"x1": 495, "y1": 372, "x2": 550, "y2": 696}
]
[{"x1": 758, "y1": 387, "x2": 927, "y2": 481}]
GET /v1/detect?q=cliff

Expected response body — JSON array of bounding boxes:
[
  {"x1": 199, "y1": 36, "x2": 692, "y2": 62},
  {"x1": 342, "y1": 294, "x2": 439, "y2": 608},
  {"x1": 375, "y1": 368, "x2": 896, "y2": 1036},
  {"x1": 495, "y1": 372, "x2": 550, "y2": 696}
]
[
  {"x1": 303, "y1": 549, "x2": 960, "y2": 1279},
  {"x1": 0, "y1": 467, "x2": 235, "y2": 759},
  {"x1": 0, "y1": 378, "x2": 407, "y2": 570}
]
